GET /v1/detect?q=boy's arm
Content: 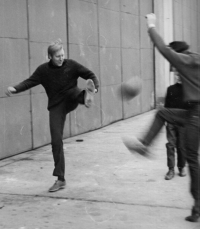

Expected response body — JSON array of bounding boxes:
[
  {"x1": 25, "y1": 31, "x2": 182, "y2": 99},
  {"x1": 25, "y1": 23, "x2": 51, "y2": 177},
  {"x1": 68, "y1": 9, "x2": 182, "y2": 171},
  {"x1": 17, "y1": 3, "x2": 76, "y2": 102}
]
[
  {"x1": 5, "y1": 67, "x2": 42, "y2": 96},
  {"x1": 146, "y1": 13, "x2": 192, "y2": 70}
]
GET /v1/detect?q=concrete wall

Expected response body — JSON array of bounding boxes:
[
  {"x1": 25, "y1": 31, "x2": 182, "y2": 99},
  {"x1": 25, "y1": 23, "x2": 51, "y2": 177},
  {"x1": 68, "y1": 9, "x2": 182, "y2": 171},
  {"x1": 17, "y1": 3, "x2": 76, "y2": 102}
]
[{"x1": 0, "y1": 0, "x2": 199, "y2": 159}]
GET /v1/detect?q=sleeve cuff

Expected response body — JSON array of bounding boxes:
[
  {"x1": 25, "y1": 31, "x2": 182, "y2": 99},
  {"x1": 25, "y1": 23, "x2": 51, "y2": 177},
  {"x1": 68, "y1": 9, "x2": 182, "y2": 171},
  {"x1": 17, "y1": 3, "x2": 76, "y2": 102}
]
[{"x1": 148, "y1": 24, "x2": 155, "y2": 29}]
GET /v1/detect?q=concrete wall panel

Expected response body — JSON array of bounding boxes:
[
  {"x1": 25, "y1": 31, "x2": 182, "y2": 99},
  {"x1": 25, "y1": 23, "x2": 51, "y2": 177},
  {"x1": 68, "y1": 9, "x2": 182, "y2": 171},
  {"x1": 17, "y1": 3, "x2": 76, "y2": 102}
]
[
  {"x1": 174, "y1": 24, "x2": 183, "y2": 40},
  {"x1": 139, "y1": 0, "x2": 153, "y2": 49},
  {"x1": 29, "y1": 42, "x2": 49, "y2": 94},
  {"x1": 174, "y1": 1, "x2": 183, "y2": 26},
  {"x1": 182, "y1": 5, "x2": 191, "y2": 29},
  {"x1": 198, "y1": 13, "x2": 200, "y2": 53},
  {"x1": 69, "y1": 44, "x2": 99, "y2": 76},
  {"x1": 121, "y1": 13, "x2": 140, "y2": 49},
  {"x1": 140, "y1": 49, "x2": 154, "y2": 80},
  {"x1": 120, "y1": 0, "x2": 139, "y2": 15},
  {"x1": 139, "y1": 0, "x2": 153, "y2": 16},
  {"x1": 183, "y1": 28, "x2": 191, "y2": 44},
  {"x1": 0, "y1": 0, "x2": 27, "y2": 38},
  {"x1": 141, "y1": 79, "x2": 154, "y2": 112},
  {"x1": 190, "y1": 30, "x2": 198, "y2": 52},
  {"x1": 99, "y1": 9, "x2": 120, "y2": 48},
  {"x1": 122, "y1": 48, "x2": 140, "y2": 81},
  {"x1": 98, "y1": 0, "x2": 120, "y2": 11},
  {"x1": 191, "y1": 9, "x2": 197, "y2": 31},
  {"x1": 182, "y1": 0, "x2": 190, "y2": 8},
  {"x1": 100, "y1": 48, "x2": 121, "y2": 86},
  {"x1": 190, "y1": 0, "x2": 197, "y2": 10},
  {"x1": 140, "y1": 15, "x2": 152, "y2": 49},
  {"x1": 176, "y1": 0, "x2": 182, "y2": 5},
  {"x1": 0, "y1": 95, "x2": 32, "y2": 159},
  {"x1": 68, "y1": 0, "x2": 98, "y2": 46},
  {"x1": 101, "y1": 85, "x2": 122, "y2": 126},
  {"x1": 0, "y1": 38, "x2": 29, "y2": 97},
  {"x1": 28, "y1": 0, "x2": 67, "y2": 42},
  {"x1": 80, "y1": 0, "x2": 97, "y2": 3},
  {"x1": 70, "y1": 96, "x2": 101, "y2": 135},
  {"x1": 198, "y1": 0, "x2": 200, "y2": 12},
  {"x1": 31, "y1": 93, "x2": 51, "y2": 148},
  {"x1": 123, "y1": 95, "x2": 141, "y2": 119}
]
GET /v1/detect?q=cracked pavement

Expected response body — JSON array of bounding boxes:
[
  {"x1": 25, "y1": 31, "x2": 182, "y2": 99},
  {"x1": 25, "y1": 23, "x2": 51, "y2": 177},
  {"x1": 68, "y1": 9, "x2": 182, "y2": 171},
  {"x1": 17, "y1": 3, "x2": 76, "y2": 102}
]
[{"x1": 0, "y1": 111, "x2": 199, "y2": 229}]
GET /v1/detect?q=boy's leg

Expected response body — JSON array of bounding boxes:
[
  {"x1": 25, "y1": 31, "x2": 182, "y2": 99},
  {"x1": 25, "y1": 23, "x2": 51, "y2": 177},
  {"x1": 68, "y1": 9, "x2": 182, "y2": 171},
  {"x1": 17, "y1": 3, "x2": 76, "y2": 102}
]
[
  {"x1": 177, "y1": 126, "x2": 186, "y2": 176},
  {"x1": 142, "y1": 108, "x2": 186, "y2": 146},
  {"x1": 185, "y1": 106, "x2": 200, "y2": 222},
  {"x1": 72, "y1": 80, "x2": 95, "y2": 108},
  {"x1": 123, "y1": 108, "x2": 186, "y2": 157},
  {"x1": 165, "y1": 123, "x2": 176, "y2": 180},
  {"x1": 49, "y1": 101, "x2": 67, "y2": 192}
]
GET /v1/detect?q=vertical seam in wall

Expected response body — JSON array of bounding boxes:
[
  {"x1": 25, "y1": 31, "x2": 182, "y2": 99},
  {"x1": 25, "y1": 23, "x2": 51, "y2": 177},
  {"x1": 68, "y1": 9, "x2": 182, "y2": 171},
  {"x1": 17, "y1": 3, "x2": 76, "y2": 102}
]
[
  {"x1": 152, "y1": 0, "x2": 156, "y2": 108},
  {"x1": 66, "y1": 0, "x2": 70, "y2": 59},
  {"x1": 119, "y1": 1, "x2": 125, "y2": 119},
  {"x1": 65, "y1": 0, "x2": 72, "y2": 136},
  {"x1": 97, "y1": 0, "x2": 103, "y2": 127},
  {"x1": 26, "y1": 0, "x2": 34, "y2": 149},
  {"x1": 138, "y1": 0, "x2": 143, "y2": 113}
]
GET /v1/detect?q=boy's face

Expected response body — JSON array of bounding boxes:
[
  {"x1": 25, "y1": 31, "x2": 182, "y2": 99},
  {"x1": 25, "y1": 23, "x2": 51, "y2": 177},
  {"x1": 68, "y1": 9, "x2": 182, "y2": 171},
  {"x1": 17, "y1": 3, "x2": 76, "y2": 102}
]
[
  {"x1": 171, "y1": 67, "x2": 182, "y2": 83},
  {"x1": 50, "y1": 48, "x2": 65, "y2": 66}
]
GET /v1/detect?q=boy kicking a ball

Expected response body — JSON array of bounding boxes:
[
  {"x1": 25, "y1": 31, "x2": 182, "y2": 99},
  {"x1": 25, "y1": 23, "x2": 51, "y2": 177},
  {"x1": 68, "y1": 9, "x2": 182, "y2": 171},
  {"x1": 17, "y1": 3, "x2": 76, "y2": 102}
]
[
  {"x1": 123, "y1": 14, "x2": 200, "y2": 223},
  {"x1": 6, "y1": 39, "x2": 99, "y2": 192}
]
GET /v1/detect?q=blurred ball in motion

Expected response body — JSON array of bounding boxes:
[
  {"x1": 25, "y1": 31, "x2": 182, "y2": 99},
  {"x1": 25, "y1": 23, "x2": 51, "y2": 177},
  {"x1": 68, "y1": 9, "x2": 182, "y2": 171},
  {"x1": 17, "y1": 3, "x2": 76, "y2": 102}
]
[{"x1": 121, "y1": 76, "x2": 141, "y2": 101}]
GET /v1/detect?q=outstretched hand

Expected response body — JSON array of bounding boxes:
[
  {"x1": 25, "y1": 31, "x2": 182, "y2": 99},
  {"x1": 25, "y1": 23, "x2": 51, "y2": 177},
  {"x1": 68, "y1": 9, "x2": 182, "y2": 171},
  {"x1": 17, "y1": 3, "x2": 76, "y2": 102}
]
[
  {"x1": 145, "y1": 13, "x2": 156, "y2": 28},
  {"x1": 5, "y1": 87, "x2": 16, "y2": 96}
]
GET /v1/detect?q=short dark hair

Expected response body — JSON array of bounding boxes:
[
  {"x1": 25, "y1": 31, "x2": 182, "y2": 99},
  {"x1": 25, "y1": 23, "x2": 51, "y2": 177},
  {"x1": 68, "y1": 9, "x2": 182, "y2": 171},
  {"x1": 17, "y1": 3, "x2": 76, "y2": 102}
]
[
  {"x1": 47, "y1": 39, "x2": 63, "y2": 58},
  {"x1": 169, "y1": 41, "x2": 189, "y2": 53}
]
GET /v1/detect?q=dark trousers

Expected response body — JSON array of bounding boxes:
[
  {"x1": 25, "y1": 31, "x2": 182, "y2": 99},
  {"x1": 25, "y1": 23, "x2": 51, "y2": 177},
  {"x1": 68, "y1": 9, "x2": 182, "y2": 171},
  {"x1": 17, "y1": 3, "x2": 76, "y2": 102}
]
[
  {"x1": 166, "y1": 123, "x2": 186, "y2": 169},
  {"x1": 49, "y1": 90, "x2": 85, "y2": 178},
  {"x1": 142, "y1": 106, "x2": 200, "y2": 209}
]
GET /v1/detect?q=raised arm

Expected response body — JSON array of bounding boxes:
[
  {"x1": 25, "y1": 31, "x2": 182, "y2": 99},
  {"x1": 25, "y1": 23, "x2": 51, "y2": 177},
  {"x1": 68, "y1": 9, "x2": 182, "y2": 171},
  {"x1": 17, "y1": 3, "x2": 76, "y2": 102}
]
[{"x1": 145, "y1": 13, "x2": 193, "y2": 71}]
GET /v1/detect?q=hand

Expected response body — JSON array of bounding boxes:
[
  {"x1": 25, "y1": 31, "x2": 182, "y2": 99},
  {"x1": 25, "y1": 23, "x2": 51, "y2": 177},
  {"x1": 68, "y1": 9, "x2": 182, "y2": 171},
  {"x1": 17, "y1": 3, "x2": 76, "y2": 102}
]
[
  {"x1": 145, "y1": 13, "x2": 156, "y2": 28},
  {"x1": 5, "y1": 86, "x2": 16, "y2": 96}
]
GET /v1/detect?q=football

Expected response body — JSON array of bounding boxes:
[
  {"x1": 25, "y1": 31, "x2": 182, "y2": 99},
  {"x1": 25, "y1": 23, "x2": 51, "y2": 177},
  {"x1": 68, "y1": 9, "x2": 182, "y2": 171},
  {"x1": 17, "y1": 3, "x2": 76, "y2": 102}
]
[{"x1": 121, "y1": 76, "x2": 141, "y2": 101}]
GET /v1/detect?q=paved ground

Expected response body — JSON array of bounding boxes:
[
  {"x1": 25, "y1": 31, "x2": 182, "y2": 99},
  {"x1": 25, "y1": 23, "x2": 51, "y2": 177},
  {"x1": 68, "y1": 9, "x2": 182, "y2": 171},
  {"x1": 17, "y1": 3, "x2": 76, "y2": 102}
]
[{"x1": 0, "y1": 110, "x2": 199, "y2": 229}]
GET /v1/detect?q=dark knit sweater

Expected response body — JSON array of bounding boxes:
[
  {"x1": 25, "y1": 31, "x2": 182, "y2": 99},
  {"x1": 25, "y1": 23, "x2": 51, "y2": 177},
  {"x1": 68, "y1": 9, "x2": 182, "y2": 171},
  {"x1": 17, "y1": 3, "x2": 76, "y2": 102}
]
[
  {"x1": 164, "y1": 83, "x2": 185, "y2": 109},
  {"x1": 149, "y1": 28, "x2": 200, "y2": 102},
  {"x1": 14, "y1": 59, "x2": 99, "y2": 110}
]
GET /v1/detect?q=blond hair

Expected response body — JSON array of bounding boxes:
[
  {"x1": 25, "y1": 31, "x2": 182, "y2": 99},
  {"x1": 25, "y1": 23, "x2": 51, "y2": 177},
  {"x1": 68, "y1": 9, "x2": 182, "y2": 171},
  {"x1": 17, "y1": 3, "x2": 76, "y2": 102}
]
[{"x1": 48, "y1": 38, "x2": 63, "y2": 59}]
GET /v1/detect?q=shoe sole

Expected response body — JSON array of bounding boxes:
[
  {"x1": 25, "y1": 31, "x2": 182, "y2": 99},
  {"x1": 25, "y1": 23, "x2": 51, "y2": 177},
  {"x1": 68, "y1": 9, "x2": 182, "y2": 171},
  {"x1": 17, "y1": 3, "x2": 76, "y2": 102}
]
[
  {"x1": 84, "y1": 80, "x2": 95, "y2": 108},
  {"x1": 48, "y1": 185, "x2": 66, "y2": 192},
  {"x1": 185, "y1": 216, "x2": 199, "y2": 222},
  {"x1": 165, "y1": 176, "x2": 174, "y2": 180},
  {"x1": 179, "y1": 173, "x2": 186, "y2": 177},
  {"x1": 122, "y1": 136, "x2": 149, "y2": 158},
  {"x1": 86, "y1": 79, "x2": 95, "y2": 92}
]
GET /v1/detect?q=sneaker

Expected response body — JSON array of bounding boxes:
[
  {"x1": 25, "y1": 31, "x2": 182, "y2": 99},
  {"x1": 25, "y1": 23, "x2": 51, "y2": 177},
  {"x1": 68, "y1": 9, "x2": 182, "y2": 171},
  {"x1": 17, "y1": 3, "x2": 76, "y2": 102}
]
[
  {"x1": 84, "y1": 79, "x2": 95, "y2": 108},
  {"x1": 185, "y1": 207, "x2": 200, "y2": 222},
  {"x1": 48, "y1": 180, "x2": 66, "y2": 192},
  {"x1": 122, "y1": 136, "x2": 149, "y2": 158},
  {"x1": 178, "y1": 167, "x2": 186, "y2": 177},
  {"x1": 165, "y1": 169, "x2": 175, "y2": 180}
]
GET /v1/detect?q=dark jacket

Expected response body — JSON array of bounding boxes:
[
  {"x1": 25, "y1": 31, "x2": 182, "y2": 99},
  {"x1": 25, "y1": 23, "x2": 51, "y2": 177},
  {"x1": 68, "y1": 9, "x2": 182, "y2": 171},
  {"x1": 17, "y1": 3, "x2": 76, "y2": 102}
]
[
  {"x1": 148, "y1": 28, "x2": 200, "y2": 103},
  {"x1": 14, "y1": 59, "x2": 99, "y2": 110},
  {"x1": 164, "y1": 83, "x2": 185, "y2": 109}
]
